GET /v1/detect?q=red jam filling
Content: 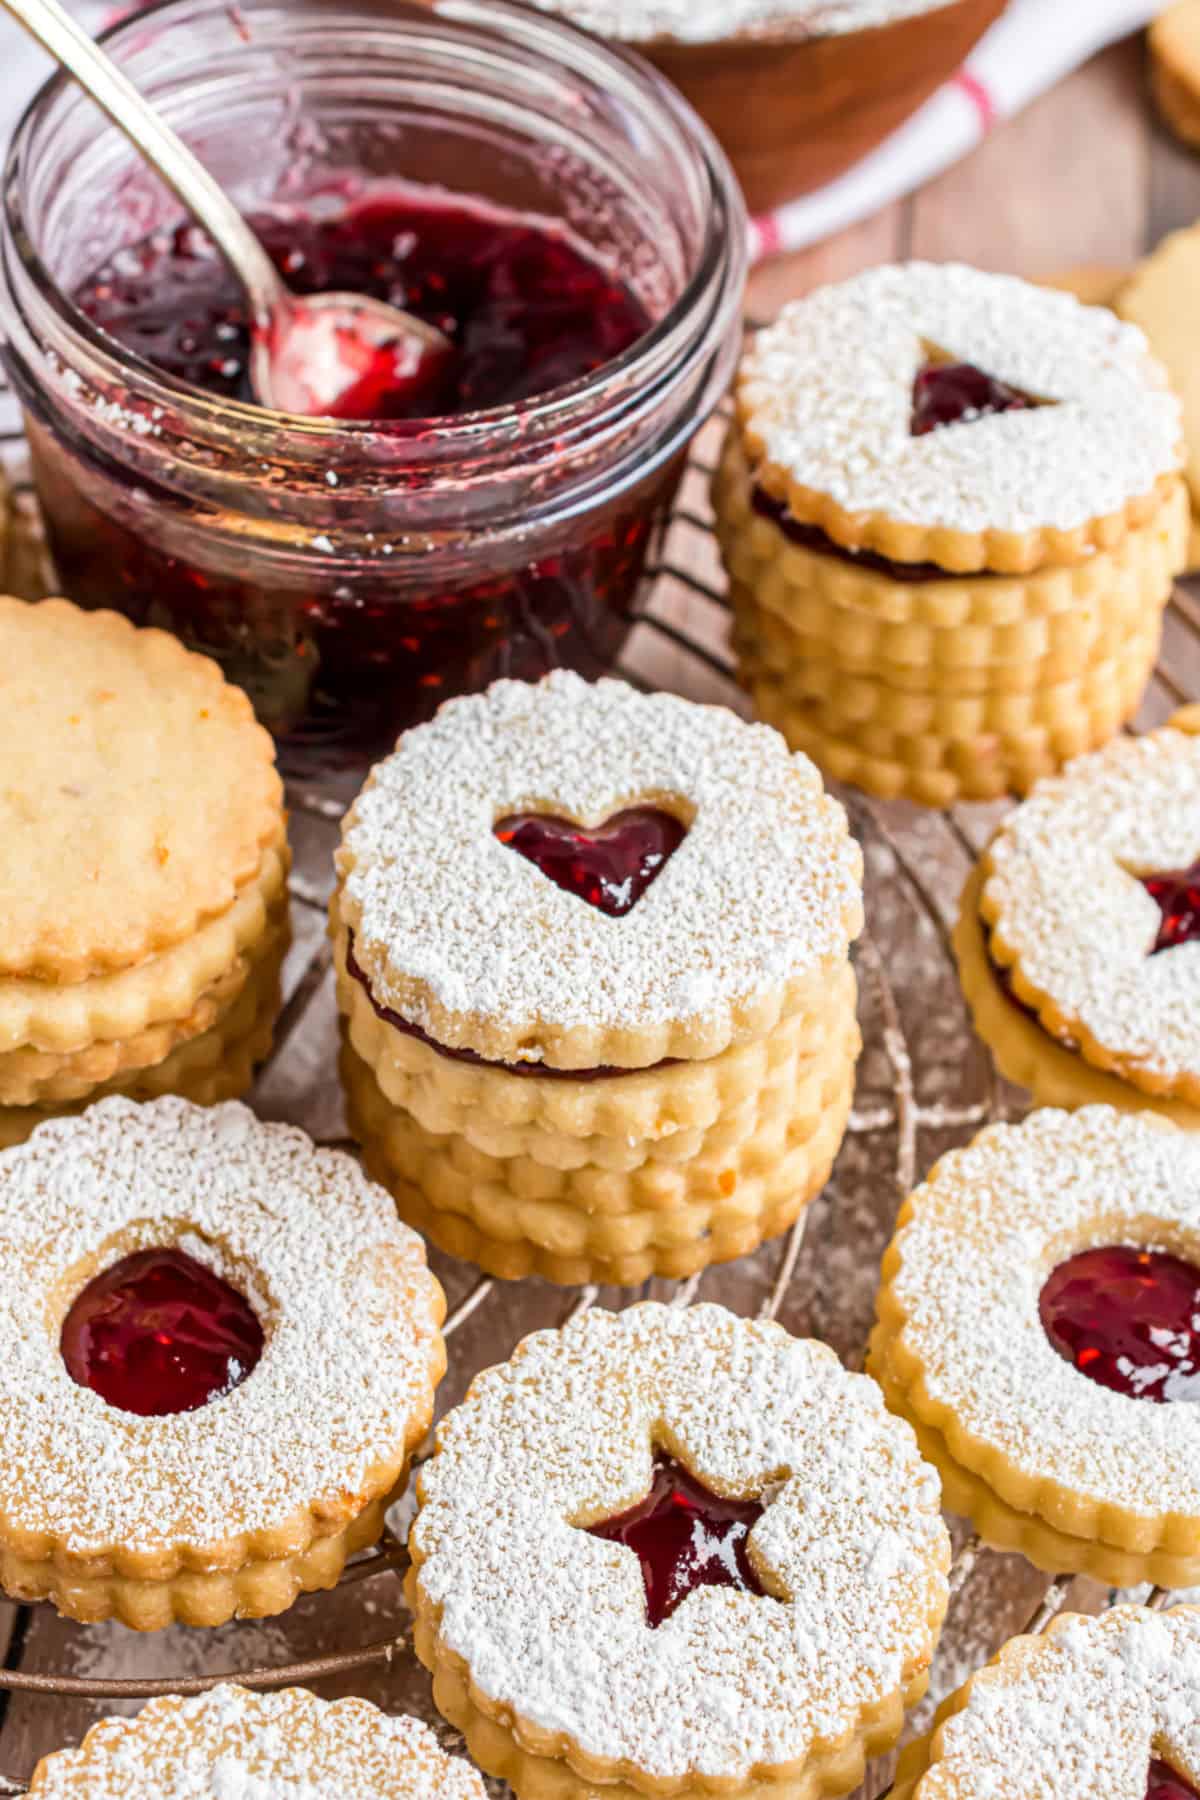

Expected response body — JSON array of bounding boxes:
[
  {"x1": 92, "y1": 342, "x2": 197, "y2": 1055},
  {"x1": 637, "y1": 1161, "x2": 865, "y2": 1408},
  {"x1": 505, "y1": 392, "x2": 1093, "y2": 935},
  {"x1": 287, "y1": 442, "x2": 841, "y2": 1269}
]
[
  {"x1": 1039, "y1": 1246, "x2": 1200, "y2": 1403},
  {"x1": 750, "y1": 488, "x2": 960, "y2": 585},
  {"x1": 52, "y1": 192, "x2": 662, "y2": 768},
  {"x1": 1149, "y1": 1761, "x2": 1200, "y2": 1800},
  {"x1": 493, "y1": 808, "x2": 685, "y2": 917},
  {"x1": 910, "y1": 360, "x2": 1037, "y2": 437},
  {"x1": 77, "y1": 196, "x2": 648, "y2": 420},
  {"x1": 344, "y1": 931, "x2": 676, "y2": 1081},
  {"x1": 1143, "y1": 859, "x2": 1200, "y2": 955},
  {"x1": 60, "y1": 1247, "x2": 264, "y2": 1418},
  {"x1": 750, "y1": 364, "x2": 1042, "y2": 578},
  {"x1": 587, "y1": 1452, "x2": 767, "y2": 1627}
]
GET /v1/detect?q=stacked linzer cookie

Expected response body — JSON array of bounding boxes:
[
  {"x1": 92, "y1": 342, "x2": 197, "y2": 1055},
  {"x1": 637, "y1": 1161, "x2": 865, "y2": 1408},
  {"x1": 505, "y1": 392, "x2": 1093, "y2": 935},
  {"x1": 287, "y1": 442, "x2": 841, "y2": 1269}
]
[
  {"x1": 332, "y1": 673, "x2": 863, "y2": 1286},
  {"x1": 0, "y1": 600, "x2": 289, "y2": 1144},
  {"x1": 715, "y1": 263, "x2": 1188, "y2": 806}
]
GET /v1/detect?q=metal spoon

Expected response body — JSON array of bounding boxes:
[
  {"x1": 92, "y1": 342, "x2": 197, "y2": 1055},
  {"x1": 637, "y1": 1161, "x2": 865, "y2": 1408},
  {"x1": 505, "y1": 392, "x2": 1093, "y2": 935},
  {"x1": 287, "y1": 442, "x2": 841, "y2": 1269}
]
[{"x1": 1, "y1": 0, "x2": 452, "y2": 417}]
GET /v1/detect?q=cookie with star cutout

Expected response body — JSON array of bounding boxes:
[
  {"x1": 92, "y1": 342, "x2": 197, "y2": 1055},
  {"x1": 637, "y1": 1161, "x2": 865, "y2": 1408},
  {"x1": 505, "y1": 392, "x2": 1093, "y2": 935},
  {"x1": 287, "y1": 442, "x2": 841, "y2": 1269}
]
[{"x1": 409, "y1": 1301, "x2": 951, "y2": 1800}]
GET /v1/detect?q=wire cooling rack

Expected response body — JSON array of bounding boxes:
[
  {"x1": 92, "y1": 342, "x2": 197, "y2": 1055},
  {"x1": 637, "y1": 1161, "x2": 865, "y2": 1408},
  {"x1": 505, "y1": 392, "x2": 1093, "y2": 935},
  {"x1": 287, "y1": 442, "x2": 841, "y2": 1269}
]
[{"x1": 0, "y1": 401, "x2": 1196, "y2": 1795}]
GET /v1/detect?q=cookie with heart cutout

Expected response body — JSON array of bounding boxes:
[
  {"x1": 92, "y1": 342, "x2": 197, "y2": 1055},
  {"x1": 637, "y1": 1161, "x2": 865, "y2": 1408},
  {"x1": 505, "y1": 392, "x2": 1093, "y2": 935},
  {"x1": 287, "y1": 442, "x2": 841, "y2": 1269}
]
[
  {"x1": 954, "y1": 707, "x2": 1200, "y2": 1120},
  {"x1": 28, "y1": 1685, "x2": 486, "y2": 1797},
  {"x1": 870, "y1": 1106, "x2": 1200, "y2": 1588},
  {"x1": 333, "y1": 673, "x2": 863, "y2": 1283},
  {"x1": 409, "y1": 1302, "x2": 951, "y2": 1800},
  {"x1": 716, "y1": 263, "x2": 1187, "y2": 805},
  {"x1": 0, "y1": 1095, "x2": 445, "y2": 1630},
  {"x1": 892, "y1": 1605, "x2": 1200, "y2": 1800}
]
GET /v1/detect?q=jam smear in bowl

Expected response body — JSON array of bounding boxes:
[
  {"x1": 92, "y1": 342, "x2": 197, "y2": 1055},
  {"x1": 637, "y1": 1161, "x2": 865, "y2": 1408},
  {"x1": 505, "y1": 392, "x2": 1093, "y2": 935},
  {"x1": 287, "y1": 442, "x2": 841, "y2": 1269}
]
[{"x1": 1, "y1": 0, "x2": 746, "y2": 778}]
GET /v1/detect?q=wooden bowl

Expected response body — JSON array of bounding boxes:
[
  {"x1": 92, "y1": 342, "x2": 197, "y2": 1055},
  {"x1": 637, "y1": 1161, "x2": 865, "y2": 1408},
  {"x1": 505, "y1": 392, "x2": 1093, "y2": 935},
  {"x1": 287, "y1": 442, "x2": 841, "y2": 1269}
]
[{"x1": 641, "y1": 0, "x2": 1008, "y2": 215}]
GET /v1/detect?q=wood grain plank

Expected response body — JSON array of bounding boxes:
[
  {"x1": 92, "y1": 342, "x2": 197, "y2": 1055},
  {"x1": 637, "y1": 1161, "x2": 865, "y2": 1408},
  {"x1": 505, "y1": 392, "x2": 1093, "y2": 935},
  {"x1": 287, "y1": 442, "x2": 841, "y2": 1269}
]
[{"x1": 909, "y1": 40, "x2": 1150, "y2": 276}]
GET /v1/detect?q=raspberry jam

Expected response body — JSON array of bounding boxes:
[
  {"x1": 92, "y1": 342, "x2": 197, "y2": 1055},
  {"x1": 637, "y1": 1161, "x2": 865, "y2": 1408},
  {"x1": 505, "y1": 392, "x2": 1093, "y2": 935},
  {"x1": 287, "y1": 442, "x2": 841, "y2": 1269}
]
[
  {"x1": 750, "y1": 488, "x2": 960, "y2": 584},
  {"x1": 1149, "y1": 1760, "x2": 1200, "y2": 1800},
  {"x1": 76, "y1": 199, "x2": 648, "y2": 419},
  {"x1": 38, "y1": 193, "x2": 668, "y2": 771},
  {"x1": 344, "y1": 930, "x2": 676, "y2": 1081},
  {"x1": 587, "y1": 1452, "x2": 767, "y2": 1627},
  {"x1": 910, "y1": 360, "x2": 1037, "y2": 437},
  {"x1": 493, "y1": 809, "x2": 686, "y2": 917},
  {"x1": 1143, "y1": 859, "x2": 1200, "y2": 955},
  {"x1": 60, "y1": 1247, "x2": 264, "y2": 1417},
  {"x1": 1039, "y1": 1246, "x2": 1200, "y2": 1403}
]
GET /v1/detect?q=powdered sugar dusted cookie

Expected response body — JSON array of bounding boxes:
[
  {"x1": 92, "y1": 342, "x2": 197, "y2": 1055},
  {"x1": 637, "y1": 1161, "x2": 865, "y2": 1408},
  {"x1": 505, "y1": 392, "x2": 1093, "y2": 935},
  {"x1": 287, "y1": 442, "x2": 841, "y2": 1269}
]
[
  {"x1": 871, "y1": 1106, "x2": 1200, "y2": 1587},
  {"x1": 0, "y1": 1096, "x2": 445, "y2": 1630},
  {"x1": 893, "y1": 1606, "x2": 1200, "y2": 1800},
  {"x1": 410, "y1": 1302, "x2": 950, "y2": 1800},
  {"x1": 29, "y1": 1685, "x2": 485, "y2": 1798}
]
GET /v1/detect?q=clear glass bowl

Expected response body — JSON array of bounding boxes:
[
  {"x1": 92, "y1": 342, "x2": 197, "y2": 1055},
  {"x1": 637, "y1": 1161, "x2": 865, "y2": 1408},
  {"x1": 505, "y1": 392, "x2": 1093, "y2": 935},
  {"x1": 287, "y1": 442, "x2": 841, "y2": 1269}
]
[{"x1": 0, "y1": 0, "x2": 746, "y2": 776}]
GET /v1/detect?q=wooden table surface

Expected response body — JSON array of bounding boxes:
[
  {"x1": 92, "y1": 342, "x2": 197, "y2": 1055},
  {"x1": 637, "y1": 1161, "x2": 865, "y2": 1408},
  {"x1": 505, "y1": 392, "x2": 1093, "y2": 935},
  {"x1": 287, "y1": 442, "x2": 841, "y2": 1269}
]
[{"x1": 2, "y1": 27, "x2": 1199, "y2": 1795}]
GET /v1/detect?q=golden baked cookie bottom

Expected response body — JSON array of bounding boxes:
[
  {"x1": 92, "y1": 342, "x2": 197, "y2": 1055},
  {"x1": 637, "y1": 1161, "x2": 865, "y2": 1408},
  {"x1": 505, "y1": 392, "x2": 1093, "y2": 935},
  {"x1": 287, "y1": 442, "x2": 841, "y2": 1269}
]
[
  {"x1": 735, "y1": 611, "x2": 1159, "y2": 732},
  {"x1": 715, "y1": 437, "x2": 1183, "y2": 804},
  {"x1": 333, "y1": 911, "x2": 858, "y2": 1152},
  {"x1": 344, "y1": 1031, "x2": 857, "y2": 1287},
  {"x1": 2, "y1": 1489, "x2": 393, "y2": 1633},
  {"x1": 409, "y1": 1573, "x2": 934, "y2": 1800},
  {"x1": 715, "y1": 436, "x2": 1187, "y2": 640},
  {"x1": 0, "y1": 896, "x2": 289, "y2": 1106},
  {"x1": 733, "y1": 567, "x2": 1161, "y2": 691},
  {"x1": 0, "y1": 837, "x2": 290, "y2": 1055},
  {"x1": 953, "y1": 862, "x2": 1200, "y2": 1127},
  {"x1": 343, "y1": 1009, "x2": 859, "y2": 1221},
  {"x1": 0, "y1": 924, "x2": 288, "y2": 1150},
  {"x1": 743, "y1": 650, "x2": 1154, "y2": 808},
  {"x1": 734, "y1": 401, "x2": 1182, "y2": 577},
  {"x1": 869, "y1": 1357, "x2": 1200, "y2": 1590}
]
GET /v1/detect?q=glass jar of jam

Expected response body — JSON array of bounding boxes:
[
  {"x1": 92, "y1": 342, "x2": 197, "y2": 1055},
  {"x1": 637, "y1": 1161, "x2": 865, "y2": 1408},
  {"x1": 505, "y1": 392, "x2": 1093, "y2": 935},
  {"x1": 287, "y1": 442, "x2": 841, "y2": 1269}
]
[{"x1": 0, "y1": 0, "x2": 746, "y2": 778}]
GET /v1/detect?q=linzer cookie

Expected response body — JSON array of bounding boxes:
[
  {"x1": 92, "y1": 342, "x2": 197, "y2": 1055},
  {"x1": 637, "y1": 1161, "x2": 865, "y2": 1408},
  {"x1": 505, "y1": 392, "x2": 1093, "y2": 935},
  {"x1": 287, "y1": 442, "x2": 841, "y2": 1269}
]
[
  {"x1": 870, "y1": 1107, "x2": 1200, "y2": 1588},
  {"x1": 893, "y1": 1605, "x2": 1200, "y2": 1800},
  {"x1": 954, "y1": 708, "x2": 1200, "y2": 1127},
  {"x1": 0, "y1": 1097, "x2": 445, "y2": 1629},
  {"x1": 28, "y1": 1685, "x2": 485, "y2": 1797},
  {"x1": 0, "y1": 599, "x2": 289, "y2": 1139},
  {"x1": 334, "y1": 672, "x2": 863, "y2": 1286},
  {"x1": 410, "y1": 1303, "x2": 950, "y2": 1800},
  {"x1": 716, "y1": 263, "x2": 1187, "y2": 805}
]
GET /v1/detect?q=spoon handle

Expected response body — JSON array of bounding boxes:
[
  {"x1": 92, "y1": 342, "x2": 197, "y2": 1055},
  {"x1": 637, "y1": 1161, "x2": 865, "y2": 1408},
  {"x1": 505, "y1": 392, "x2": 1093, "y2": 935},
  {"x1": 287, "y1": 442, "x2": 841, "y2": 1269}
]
[{"x1": 0, "y1": 0, "x2": 286, "y2": 321}]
